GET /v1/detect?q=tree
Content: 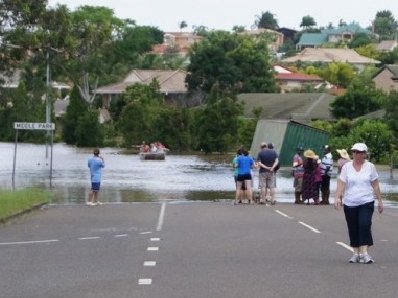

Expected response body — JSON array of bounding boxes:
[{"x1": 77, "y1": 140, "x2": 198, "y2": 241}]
[
  {"x1": 350, "y1": 32, "x2": 372, "y2": 48},
  {"x1": 75, "y1": 108, "x2": 104, "y2": 147},
  {"x1": 255, "y1": 11, "x2": 278, "y2": 30},
  {"x1": 63, "y1": 86, "x2": 89, "y2": 145},
  {"x1": 117, "y1": 82, "x2": 163, "y2": 146},
  {"x1": 300, "y1": 15, "x2": 316, "y2": 30},
  {"x1": 373, "y1": 10, "x2": 398, "y2": 40},
  {"x1": 320, "y1": 62, "x2": 355, "y2": 88},
  {"x1": 179, "y1": 20, "x2": 187, "y2": 30},
  {"x1": 192, "y1": 87, "x2": 242, "y2": 153},
  {"x1": 186, "y1": 31, "x2": 278, "y2": 94},
  {"x1": 330, "y1": 72, "x2": 385, "y2": 119},
  {"x1": 383, "y1": 90, "x2": 398, "y2": 142},
  {"x1": 349, "y1": 120, "x2": 393, "y2": 162}
]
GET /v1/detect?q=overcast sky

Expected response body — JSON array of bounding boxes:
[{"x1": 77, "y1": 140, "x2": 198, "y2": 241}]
[{"x1": 47, "y1": 0, "x2": 397, "y2": 31}]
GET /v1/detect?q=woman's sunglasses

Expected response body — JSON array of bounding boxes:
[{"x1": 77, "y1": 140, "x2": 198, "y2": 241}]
[{"x1": 352, "y1": 150, "x2": 366, "y2": 154}]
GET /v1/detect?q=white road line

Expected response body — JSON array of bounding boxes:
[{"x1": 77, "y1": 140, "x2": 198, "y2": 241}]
[
  {"x1": 150, "y1": 238, "x2": 160, "y2": 241},
  {"x1": 114, "y1": 234, "x2": 128, "y2": 238},
  {"x1": 0, "y1": 239, "x2": 59, "y2": 245},
  {"x1": 336, "y1": 241, "x2": 354, "y2": 252},
  {"x1": 140, "y1": 231, "x2": 152, "y2": 235},
  {"x1": 138, "y1": 278, "x2": 152, "y2": 285},
  {"x1": 147, "y1": 247, "x2": 159, "y2": 251},
  {"x1": 144, "y1": 261, "x2": 157, "y2": 267},
  {"x1": 275, "y1": 210, "x2": 293, "y2": 219},
  {"x1": 78, "y1": 237, "x2": 100, "y2": 240},
  {"x1": 298, "y1": 221, "x2": 321, "y2": 233},
  {"x1": 156, "y1": 202, "x2": 166, "y2": 232}
]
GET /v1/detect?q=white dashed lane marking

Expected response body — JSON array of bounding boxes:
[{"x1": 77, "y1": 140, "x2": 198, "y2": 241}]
[
  {"x1": 0, "y1": 239, "x2": 59, "y2": 245},
  {"x1": 298, "y1": 221, "x2": 321, "y2": 234},
  {"x1": 147, "y1": 247, "x2": 159, "y2": 251},
  {"x1": 78, "y1": 237, "x2": 100, "y2": 240},
  {"x1": 138, "y1": 279, "x2": 152, "y2": 285},
  {"x1": 144, "y1": 261, "x2": 157, "y2": 267}
]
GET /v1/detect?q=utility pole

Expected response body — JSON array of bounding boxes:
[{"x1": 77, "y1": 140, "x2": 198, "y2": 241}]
[{"x1": 45, "y1": 50, "x2": 51, "y2": 160}]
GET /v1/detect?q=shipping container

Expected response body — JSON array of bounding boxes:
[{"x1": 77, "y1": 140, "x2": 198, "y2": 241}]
[{"x1": 250, "y1": 120, "x2": 329, "y2": 166}]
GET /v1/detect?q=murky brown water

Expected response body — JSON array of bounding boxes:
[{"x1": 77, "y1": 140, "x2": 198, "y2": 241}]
[{"x1": 1, "y1": 142, "x2": 398, "y2": 207}]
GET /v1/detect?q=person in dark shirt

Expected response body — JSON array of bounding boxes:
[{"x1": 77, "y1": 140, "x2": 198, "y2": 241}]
[{"x1": 256, "y1": 142, "x2": 279, "y2": 205}]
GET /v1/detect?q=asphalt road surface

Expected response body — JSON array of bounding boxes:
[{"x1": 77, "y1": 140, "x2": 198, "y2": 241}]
[{"x1": 1, "y1": 201, "x2": 398, "y2": 298}]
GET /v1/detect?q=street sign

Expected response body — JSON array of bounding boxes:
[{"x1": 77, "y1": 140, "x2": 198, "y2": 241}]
[{"x1": 13, "y1": 122, "x2": 55, "y2": 130}]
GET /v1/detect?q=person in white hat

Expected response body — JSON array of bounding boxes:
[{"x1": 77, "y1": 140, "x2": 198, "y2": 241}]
[{"x1": 334, "y1": 143, "x2": 383, "y2": 264}]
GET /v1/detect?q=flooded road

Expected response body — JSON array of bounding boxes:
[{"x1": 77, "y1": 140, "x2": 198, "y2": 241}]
[{"x1": 1, "y1": 142, "x2": 398, "y2": 207}]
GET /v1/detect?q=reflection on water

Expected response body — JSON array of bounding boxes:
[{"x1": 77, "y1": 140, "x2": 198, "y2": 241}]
[{"x1": 1, "y1": 142, "x2": 398, "y2": 207}]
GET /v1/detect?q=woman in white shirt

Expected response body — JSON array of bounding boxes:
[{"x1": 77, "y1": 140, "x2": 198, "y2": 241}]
[{"x1": 334, "y1": 143, "x2": 383, "y2": 264}]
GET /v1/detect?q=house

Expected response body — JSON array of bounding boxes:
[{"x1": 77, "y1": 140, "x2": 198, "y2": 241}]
[
  {"x1": 281, "y1": 48, "x2": 380, "y2": 71},
  {"x1": 296, "y1": 23, "x2": 373, "y2": 50},
  {"x1": 240, "y1": 28, "x2": 284, "y2": 53},
  {"x1": 238, "y1": 93, "x2": 336, "y2": 122},
  {"x1": 275, "y1": 73, "x2": 325, "y2": 92},
  {"x1": 376, "y1": 40, "x2": 398, "y2": 52},
  {"x1": 152, "y1": 32, "x2": 203, "y2": 56},
  {"x1": 277, "y1": 27, "x2": 297, "y2": 43},
  {"x1": 372, "y1": 64, "x2": 398, "y2": 93},
  {"x1": 94, "y1": 69, "x2": 189, "y2": 108}
]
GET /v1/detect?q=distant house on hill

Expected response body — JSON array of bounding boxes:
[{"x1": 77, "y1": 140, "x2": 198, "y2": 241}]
[
  {"x1": 375, "y1": 40, "x2": 398, "y2": 52},
  {"x1": 277, "y1": 27, "x2": 297, "y2": 43},
  {"x1": 152, "y1": 32, "x2": 203, "y2": 56},
  {"x1": 238, "y1": 93, "x2": 336, "y2": 123},
  {"x1": 94, "y1": 69, "x2": 193, "y2": 109},
  {"x1": 372, "y1": 64, "x2": 398, "y2": 93},
  {"x1": 281, "y1": 48, "x2": 380, "y2": 72},
  {"x1": 275, "y1": 73, "x2": 325, "y2": 92},
  {"x1": 240, "y1": 28, "x2": 284, "y2": 53},
  {"x1": 296, "y1": 23, "x2": 373, "y2": 50}
]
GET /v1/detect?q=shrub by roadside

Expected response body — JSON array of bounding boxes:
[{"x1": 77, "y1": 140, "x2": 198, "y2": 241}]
[{"x1": 0, "y1": 189, "x2": 52, "y2": 222}]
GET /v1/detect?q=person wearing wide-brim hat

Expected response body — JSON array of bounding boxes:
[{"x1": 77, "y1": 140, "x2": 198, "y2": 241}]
[
  {"x1": 302, "y1": 150, "x2": 320, "y2": 205},
  {"x1": 336, "y1": 149, "x2": 351, "y2": 175}
]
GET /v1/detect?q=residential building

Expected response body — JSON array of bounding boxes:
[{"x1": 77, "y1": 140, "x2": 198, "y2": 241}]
[
  {"x1": 296, "y1": 23, "x2": 373, "y2": 50},
  {"x1": 372, "y1": 64, "x2": 398, "y2": 93},
  {"x1": 376, "y1": 40, "x2": 398, "y2": 52},
  {"x1": 240, "y1": 28, "x2": 284, "y2": 53},
  {"x1": 281, "y1": 48, "x2": 380, "y2": 72},
  {"x1": 152, "y1": 32, "x2": 203, "y2": 56},
  {"x1": 94, "y1": 69, "x2": 189, "y2": 109}
]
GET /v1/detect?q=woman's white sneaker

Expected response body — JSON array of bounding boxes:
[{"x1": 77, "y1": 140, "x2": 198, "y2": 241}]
[
  {"x1": 359, "y1": 254, "x2": 374, "y2": 264},
  {"x1": 348, "y1": 254, "x2": 360, "y2": 263}
]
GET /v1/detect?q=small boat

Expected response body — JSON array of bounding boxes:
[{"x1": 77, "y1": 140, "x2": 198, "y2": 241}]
[{"x1": 139, "y1": 152, "x2": 166, "y2": 160}]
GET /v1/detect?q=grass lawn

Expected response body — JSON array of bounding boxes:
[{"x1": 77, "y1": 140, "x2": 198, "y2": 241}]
[{"x1": 0, "y1": 188, "x2": 52, "y2": 222}]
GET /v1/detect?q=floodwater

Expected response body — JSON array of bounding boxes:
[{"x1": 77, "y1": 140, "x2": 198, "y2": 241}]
[{"x1": 1, "y1": 142, "x2": 398, "y2": 207}]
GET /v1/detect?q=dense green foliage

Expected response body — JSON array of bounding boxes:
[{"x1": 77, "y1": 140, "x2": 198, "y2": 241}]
[{"x1": 186, "y1": 31, "x2": 279, "y2": 94}]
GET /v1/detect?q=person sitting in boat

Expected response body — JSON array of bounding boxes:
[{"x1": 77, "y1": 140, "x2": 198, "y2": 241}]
[
  {"x1": 139, "y1": 141, "x2": 150, "y2": 153},
  {"x1": 150, "y1": 143, "x2": 158, "y2": 152},
  {"x1": 155, "y1": 142, "x2": 169, "y2": 153}
]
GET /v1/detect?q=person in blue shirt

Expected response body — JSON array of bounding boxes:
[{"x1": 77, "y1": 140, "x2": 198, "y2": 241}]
[
  {"x1": 235, "y1": 148, "x2": 255, "y2": 204},
  {"x1": 87, "y1": 148, "x2": 105, "y2": 206}
]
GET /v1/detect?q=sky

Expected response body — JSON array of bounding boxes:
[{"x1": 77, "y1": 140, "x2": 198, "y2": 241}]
[{"x1": 47, "y1": 0, "x2": 398, "y2": 32}]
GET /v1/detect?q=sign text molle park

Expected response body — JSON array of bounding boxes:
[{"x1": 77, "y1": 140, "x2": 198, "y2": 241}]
[{"x1": 13, "y1": 122, "x2": 55, "y2": 130}]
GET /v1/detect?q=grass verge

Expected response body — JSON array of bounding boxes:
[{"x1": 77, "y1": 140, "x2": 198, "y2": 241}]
[{"x1": 0, "y1": 188, "x2": 52, "y2": 222}]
